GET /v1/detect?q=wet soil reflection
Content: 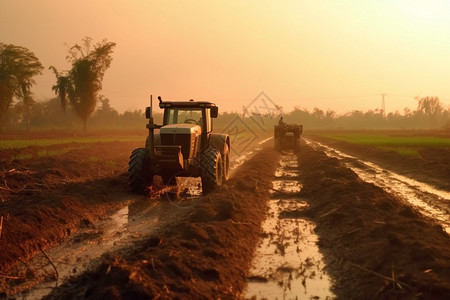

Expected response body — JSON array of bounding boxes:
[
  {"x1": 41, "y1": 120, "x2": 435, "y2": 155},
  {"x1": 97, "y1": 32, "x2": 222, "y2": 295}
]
[{"x1": 246, "y1": 151, "x2": 334, "y2": 299}]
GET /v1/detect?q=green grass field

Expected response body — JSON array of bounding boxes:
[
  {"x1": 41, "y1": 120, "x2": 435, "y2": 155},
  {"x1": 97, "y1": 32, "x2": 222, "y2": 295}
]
[
  {"x1": 0, "y1": 136, "x2": 142, "y2": 150},
  {"x1": 0, "y1": 134, "x2": 143, "y2": 161},
  {"x1": 313, "y1": 132, "x2": 450, "y2": 156}
]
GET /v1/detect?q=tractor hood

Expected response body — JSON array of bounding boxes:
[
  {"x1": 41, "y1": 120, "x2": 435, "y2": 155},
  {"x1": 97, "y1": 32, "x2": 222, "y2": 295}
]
[
  {"x1": 159, "y1": 124, "x2": 202, "y2": 161},
  {"x1": 160, "y1": 124, "x2": 201, "y2": 135}
]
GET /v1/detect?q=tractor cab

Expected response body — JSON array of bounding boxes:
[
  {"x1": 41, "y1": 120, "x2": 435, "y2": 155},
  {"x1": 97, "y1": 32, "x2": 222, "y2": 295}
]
[{"x1": 158, "y1": 100, "x2": 218, "y2": 154}]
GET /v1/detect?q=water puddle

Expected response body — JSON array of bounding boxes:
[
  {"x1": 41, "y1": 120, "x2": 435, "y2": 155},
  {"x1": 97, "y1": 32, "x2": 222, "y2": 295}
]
[
  {"x1": 231, "y1": 137, "x2": 272, "y2": 173},
  {"x1": 9, "y1": 198, "x2": 186, "y2": 299},
  {"x1": 307, "y1": 140, "x2": 450, "y2": 234},
  {"x1": 246, "y1": 151, "x2": 334, "y2": 299}
]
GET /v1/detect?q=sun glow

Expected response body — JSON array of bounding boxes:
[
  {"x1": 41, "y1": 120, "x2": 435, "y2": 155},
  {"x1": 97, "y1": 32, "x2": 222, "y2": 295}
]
[{"x1": 396, "y1": 0, "x2": 450, "y2": 21}]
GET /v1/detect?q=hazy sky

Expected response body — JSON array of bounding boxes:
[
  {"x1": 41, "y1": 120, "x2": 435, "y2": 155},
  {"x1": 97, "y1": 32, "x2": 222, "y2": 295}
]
[{"x1": 1, "y1": 0, "x2": 450, "y2": 114}]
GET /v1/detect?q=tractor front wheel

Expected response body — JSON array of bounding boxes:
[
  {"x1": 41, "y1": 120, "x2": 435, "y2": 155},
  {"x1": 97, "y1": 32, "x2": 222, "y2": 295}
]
[
  {"x1": 201, "y1": 147, "x2": 223, "y2": 194},
  {"x1": 128, "y1": 148, "x2": 153, "y2": 194}
]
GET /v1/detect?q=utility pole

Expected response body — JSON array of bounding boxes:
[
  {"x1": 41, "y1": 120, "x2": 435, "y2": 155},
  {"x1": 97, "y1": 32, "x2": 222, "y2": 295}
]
[{"x1": 381, "y1": 93, "x2": 387, "y2": 117}]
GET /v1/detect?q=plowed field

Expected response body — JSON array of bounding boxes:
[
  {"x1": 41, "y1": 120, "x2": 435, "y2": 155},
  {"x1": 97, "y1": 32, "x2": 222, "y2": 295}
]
[{"x1": 1, "y1": 132, "x2": 449, "y2": 299}]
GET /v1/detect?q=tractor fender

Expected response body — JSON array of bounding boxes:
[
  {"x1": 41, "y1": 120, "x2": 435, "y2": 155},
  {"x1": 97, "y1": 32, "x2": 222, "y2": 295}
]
[{"x1": 209, "y1": 133, "x2": 230, "y2": 154}]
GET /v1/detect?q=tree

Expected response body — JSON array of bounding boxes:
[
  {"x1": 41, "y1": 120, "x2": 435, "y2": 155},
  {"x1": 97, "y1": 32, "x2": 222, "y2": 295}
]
[
  {"x1": 91, "y1": 95, "x2": 119, "y2": 127},
  {"x1": 96, "y1": 95, "x2": 118, "y2": 117},
  {"x1": 416, "y1": 96, "x2": 443, "y2": 128},
  {"x1": 49, "y1": 66, "x2": 71, "y2": 114},
  {"x1": 0, "y1": 43, "x2": 43, "y2": 119},
  {"x1": 417, "y1": 97, "x2": 443, "y2": 116},
  {"x1": 274, "y1": 104, "x2": 283, "y2": 117},
  {"x1": 53, "y1": 37, "x2": 116, "y2": 131},
  {"x1": 312, "y1": 107, "x2": 325, "y2": 119}
]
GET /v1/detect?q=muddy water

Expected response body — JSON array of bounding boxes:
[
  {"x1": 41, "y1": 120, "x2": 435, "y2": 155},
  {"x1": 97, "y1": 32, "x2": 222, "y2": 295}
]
[
  {"x1": 10, "y1": 198, "x2": 189, "y2": 299},
  {"x1": 246, "y1": 151, "x2": 334, "y2": 300},
  {"x1": 307, "y1": 140, "x2": 450, "y2": 234}
]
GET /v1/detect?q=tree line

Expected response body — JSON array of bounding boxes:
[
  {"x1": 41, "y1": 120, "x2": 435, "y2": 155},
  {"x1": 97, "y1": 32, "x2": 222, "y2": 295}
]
[
  {"x1": 282, "y1": 96, "x2": 450, "y2": 130},
  {"x1": 1, "y1": 94, "x2": 448, "y2": 132},
  {"x1": 215, "y1": 96, "x2": 449, "y2": 132}
]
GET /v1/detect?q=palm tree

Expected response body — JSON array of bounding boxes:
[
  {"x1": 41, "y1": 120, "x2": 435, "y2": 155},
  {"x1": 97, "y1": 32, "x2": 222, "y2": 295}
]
[
  {"x1": 0, "y1": 43, "x2": 43, "y2": 119},
  {"x1": 49, "y1": 66, "x2": 71, "y2": 114},
  {"x1": 63, "y1": 37, "x2": 116, "y2": 131}
]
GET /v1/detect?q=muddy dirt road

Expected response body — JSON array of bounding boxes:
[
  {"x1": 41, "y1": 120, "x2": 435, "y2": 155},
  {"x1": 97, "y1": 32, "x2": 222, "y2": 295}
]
[
  {"x1": 307, "y1": 139, "x2": 450, "y2": 234},
  {"x1": 1, "y1": 135, "x2": 450, "y2": 299},
  {"x1": 246, "y1": 151, "x2": 334, "y2": 299}
]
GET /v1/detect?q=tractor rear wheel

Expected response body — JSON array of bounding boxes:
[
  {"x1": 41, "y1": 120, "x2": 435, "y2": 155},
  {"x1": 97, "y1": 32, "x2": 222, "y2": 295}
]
[
  {"x1": 128, "y1": 148, "x2": 153, "y2": 194},
  {"x1": 274, "y1": 138, "x2": 281, "y2": 151},
  {"x1": 201, "y1": 147, "x2": 223, "y2": 194},
  {"x1": 223, "y1": 144, "x2": 230, "y2": 182},
  {"x1": 294, "y1": 139, "x2": 300, "y2": 153}
]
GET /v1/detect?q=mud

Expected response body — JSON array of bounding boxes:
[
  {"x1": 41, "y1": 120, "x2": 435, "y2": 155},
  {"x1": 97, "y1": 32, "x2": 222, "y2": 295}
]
[
  {"x1": 8, "y1": 200, "x2": 187, "y2": 299},
  {"x1": 309, "y1": 140, "x2": 450, "y2": 234},
  {"x1": 1, "y1": 131, "x2": 450, "y2": 299},
  {"x1": 0, "y1": 140, "x2": 142, "y2": 277},
  {"x1": 42, "y1": 143, "x2": 281, "y2": 299}
]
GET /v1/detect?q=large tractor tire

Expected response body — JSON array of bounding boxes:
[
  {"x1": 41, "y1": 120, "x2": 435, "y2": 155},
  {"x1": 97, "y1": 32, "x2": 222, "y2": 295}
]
[
  {"x1": 222, "y1": 144, "x2": 230, "y2": 182},
  {"x1": 201, "y1": 147, "x2": 223, "y2": 194},
  {"x1": 294, "y1": 138, "x2": 300, "y2": 153},
  {"x1": 274, "y1": 138, "x2": 282, "y2": 151},
  {"x1": 128, "y1": 148, "x2": 153, "y2": 194}
]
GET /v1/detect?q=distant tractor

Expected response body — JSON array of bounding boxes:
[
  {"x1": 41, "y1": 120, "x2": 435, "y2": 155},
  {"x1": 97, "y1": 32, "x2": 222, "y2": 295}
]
[
  {"x1": 274, "y1": 120, "x2": 303, "y2": 152},
  {"x1": 128, "y1": 96, "x2": 230, "y2": 195}
]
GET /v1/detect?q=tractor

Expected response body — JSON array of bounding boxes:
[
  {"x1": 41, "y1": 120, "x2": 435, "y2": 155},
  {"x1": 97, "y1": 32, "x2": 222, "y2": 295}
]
[
  {"x1": 128, "y1": 96, "x2": 230, "y2": 195},
  {"x1": 274, "y1": 122, "x2": 303, "y2": 152}
]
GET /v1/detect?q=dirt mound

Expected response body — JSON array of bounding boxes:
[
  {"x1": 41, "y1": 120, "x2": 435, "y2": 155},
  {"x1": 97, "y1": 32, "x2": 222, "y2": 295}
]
[
  {"x1": 298, "y1": 142, "x2": 450, "y2": 299},
  {"x1": 0, "y1": 141, "x2": 141, "y2": 282}
]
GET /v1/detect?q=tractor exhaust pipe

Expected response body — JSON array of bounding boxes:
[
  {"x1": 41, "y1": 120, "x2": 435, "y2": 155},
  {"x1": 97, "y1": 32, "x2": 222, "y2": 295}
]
[{"x1": 146, "y1": 95, "x2": 156, "y2": 160}]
